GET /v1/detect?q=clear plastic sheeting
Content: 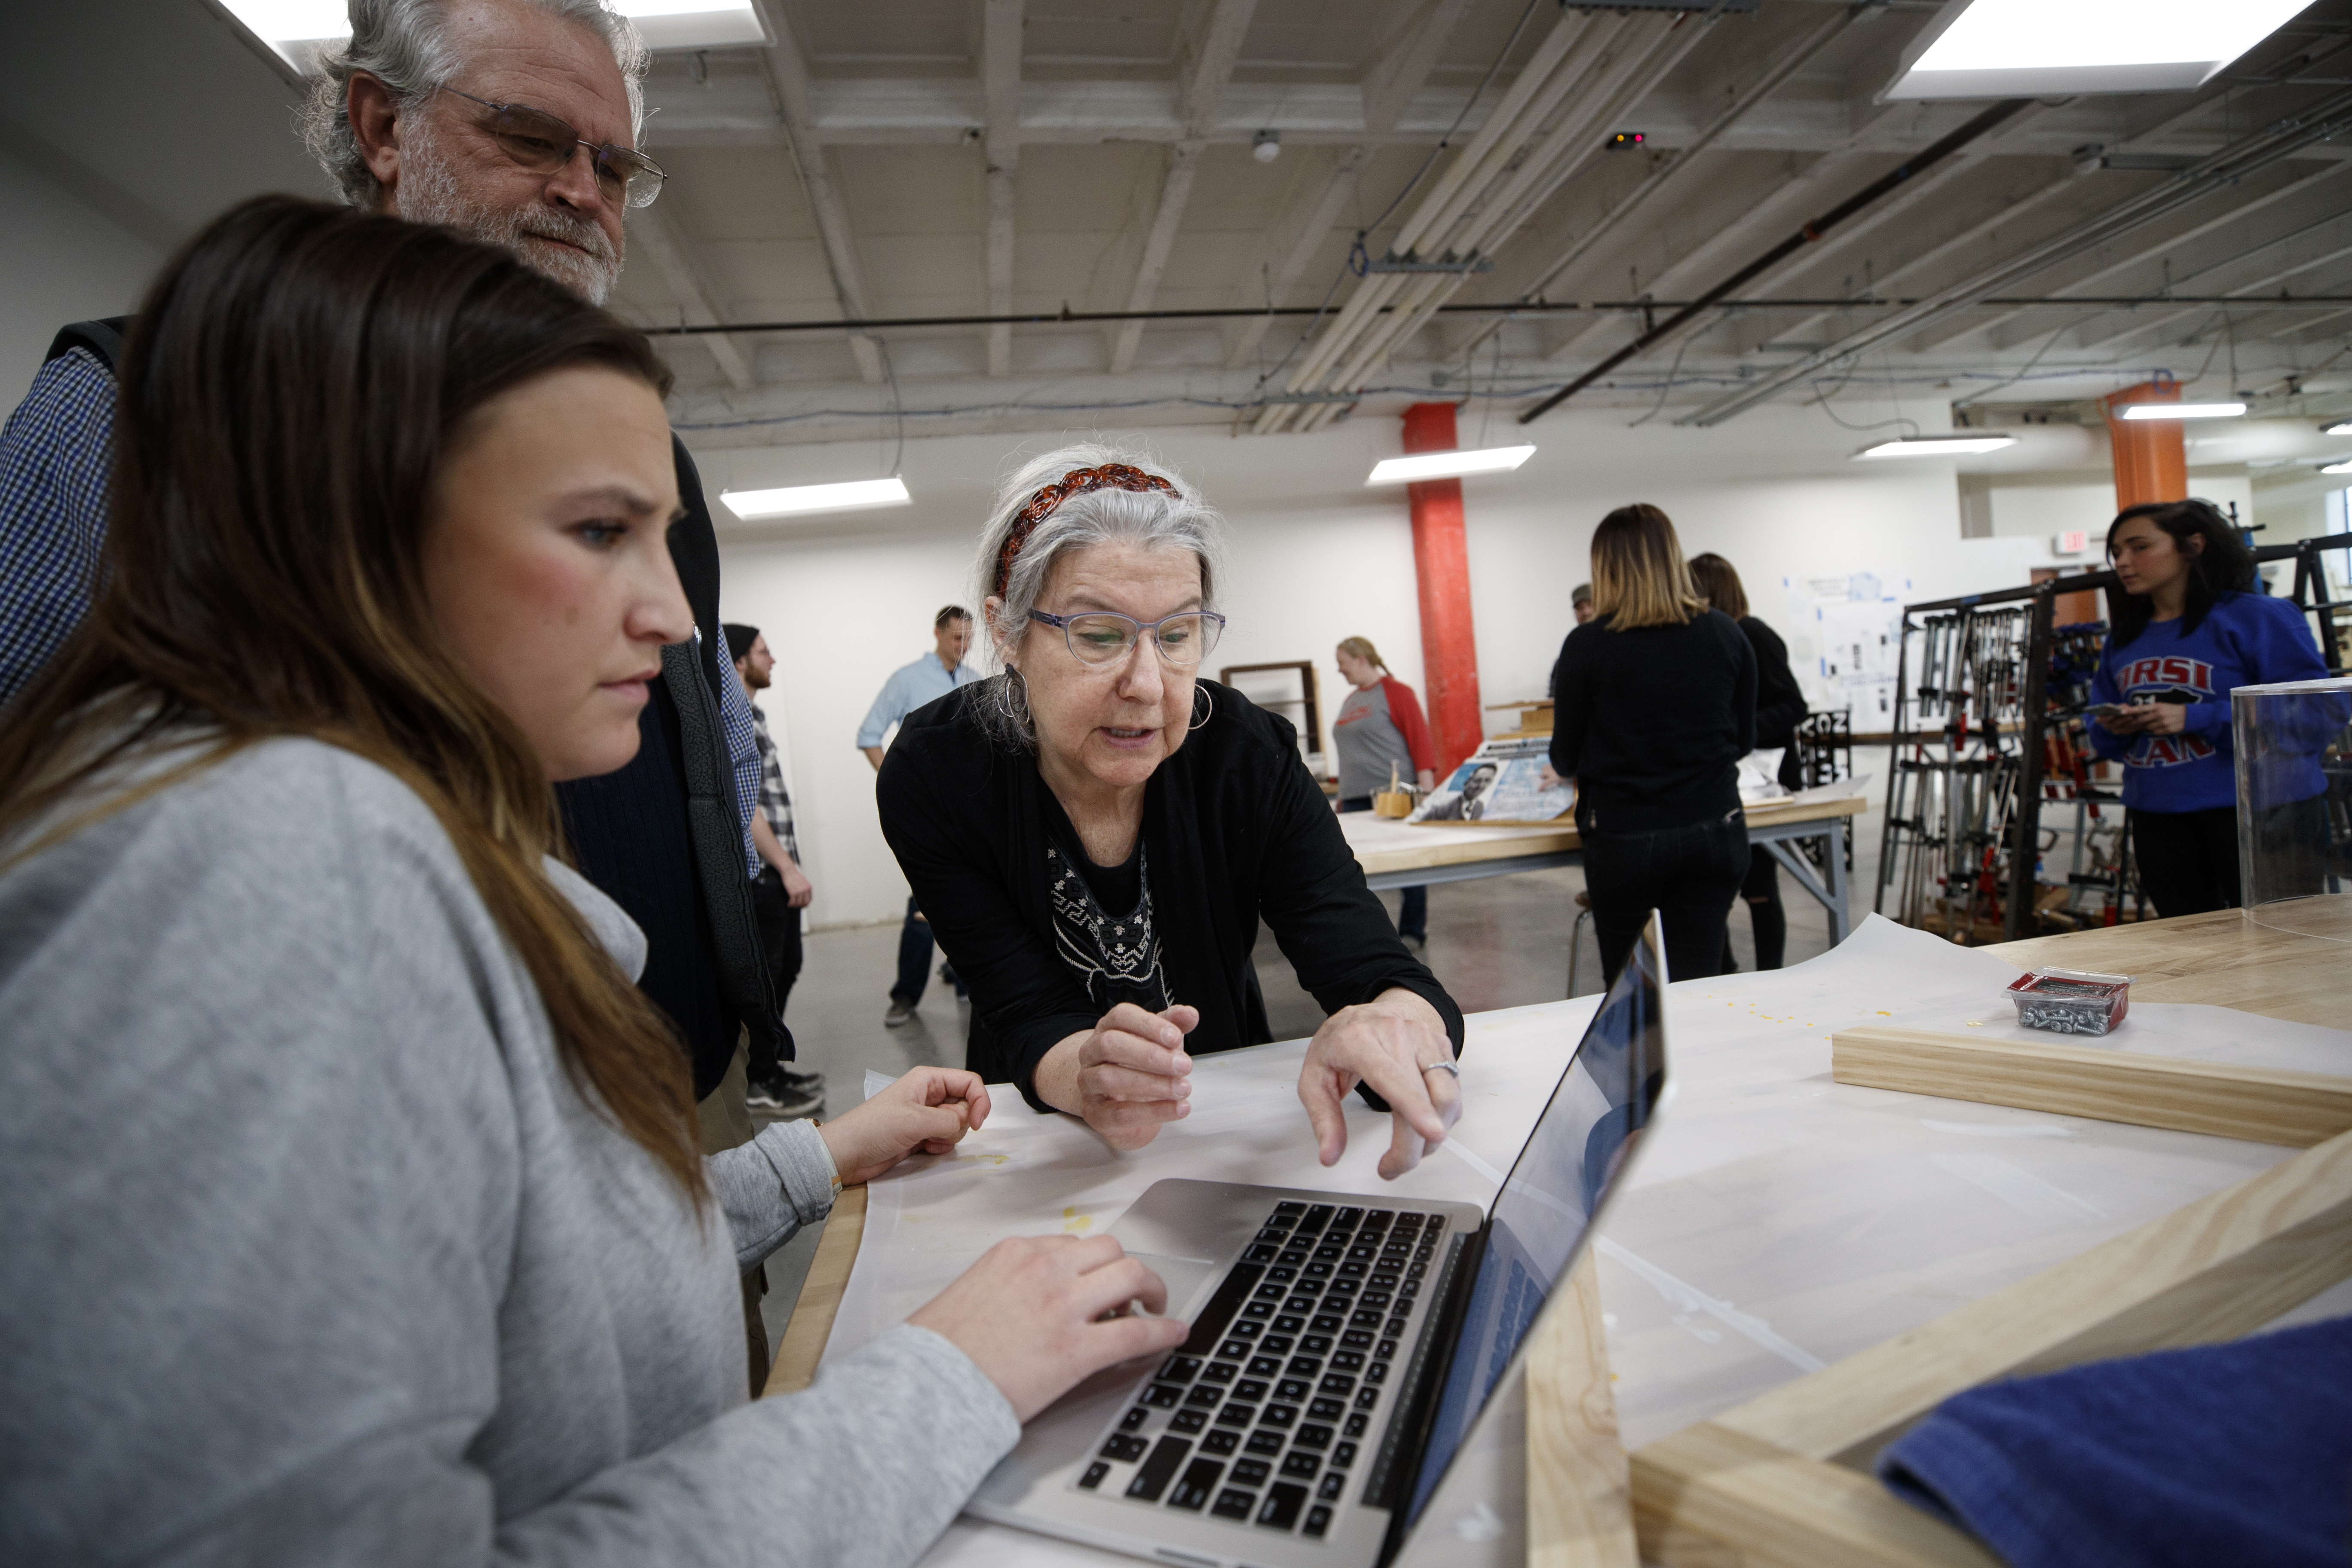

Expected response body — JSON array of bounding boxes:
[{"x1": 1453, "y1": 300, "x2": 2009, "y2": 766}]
[
  {"x1": 818, "y1": 916, "x2": 2344, "y2": 1568},
  {"x1": 2233, "y1": 675, "x2": 2352, "y2": 943}
]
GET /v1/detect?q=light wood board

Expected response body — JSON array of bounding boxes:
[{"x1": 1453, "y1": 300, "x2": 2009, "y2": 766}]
[
  {"x1": 1526, "y1": 1251, "x2": 1637, "y2": 1568},
  {"x1": 1831, "y1": 1024, "x2": 2352, "y2": 1148},
  {"x1": 1341, "y1": 792, "x2": 1868, "y2": 878},
  {"x1": 1987, "y1": 899, "x2": 2352, "y2": 1028},
  {"x1": 762, "y1": 1183, "x2": 866, "y2": 1397}
]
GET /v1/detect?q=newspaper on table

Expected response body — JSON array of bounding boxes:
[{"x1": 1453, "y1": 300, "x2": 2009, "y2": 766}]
[{"x1": 1407, "y1": 734, "x2": 1574, "y2": 823}]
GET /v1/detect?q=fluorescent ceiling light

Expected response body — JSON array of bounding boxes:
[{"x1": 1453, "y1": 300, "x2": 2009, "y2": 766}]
[
  {"x1": 215, "y1": 0, "x2": 766, "y2": 70},
  {"x1": 1884, "y1": 0, "x2": 2307, "y2": 100},
  {"x1": 2324, "y1": 422, "x2": 2352, "y2": 437},
  {"x1": 1366, "y1": 445, "x2": 1536, "y2": 485},
  {"x1": 1855, "y1": 435, "x2": 2019, "y2": 459},
  {"x1": 721, "y1": 477, "x2": 912, "y2": 519},
  {"x1": 2117, "y1": 402, "x2": 2247, "y2": 421},
  {"x1": 2323, "y1": 459, "x2": 2352, "y2": 475}
]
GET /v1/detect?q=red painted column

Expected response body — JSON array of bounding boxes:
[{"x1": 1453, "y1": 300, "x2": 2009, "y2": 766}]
[
  {"x1": 2102, "y1": 381, "x2": 2188, "y2": 512},
  {"x1": 1400, "y1": 402, "x2": 1483, "y2": 774}
]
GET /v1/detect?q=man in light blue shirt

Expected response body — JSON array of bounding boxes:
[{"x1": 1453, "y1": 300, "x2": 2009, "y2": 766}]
[{"x1": 861, "y1": 606, "x2": 979, "y2": 1025}]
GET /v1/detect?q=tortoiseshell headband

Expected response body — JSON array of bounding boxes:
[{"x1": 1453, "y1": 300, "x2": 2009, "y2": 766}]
[{"x1": 993, "y1": 463, "x2": 1181, "y2": 597}]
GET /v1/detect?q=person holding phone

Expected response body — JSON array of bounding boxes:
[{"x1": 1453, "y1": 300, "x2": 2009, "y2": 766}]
[{"x1": 2087, "y1": 499, "x2": 2327, "y2": 917}]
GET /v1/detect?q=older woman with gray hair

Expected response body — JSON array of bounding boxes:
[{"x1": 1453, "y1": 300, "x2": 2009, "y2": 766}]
[{"x1": 878, "y1": 445, "x2": 1464, "y2": 1178}]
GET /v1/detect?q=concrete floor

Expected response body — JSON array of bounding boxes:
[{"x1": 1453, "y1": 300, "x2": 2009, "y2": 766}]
[{"x1": 752, "y1": 778, "x2": 1887, "y2": 1356}]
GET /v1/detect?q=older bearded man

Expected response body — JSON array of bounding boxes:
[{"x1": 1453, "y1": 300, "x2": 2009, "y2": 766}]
[{"x1": 0, "y1": 0, "x2": 806, "y2": 1265}]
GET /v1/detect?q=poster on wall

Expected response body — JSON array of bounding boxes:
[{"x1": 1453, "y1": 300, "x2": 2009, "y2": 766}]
[
  {"x1": 1409, "y1": 735, "x2": 1574, "y2": 823},
  {"x1": 1782, "y1": 569, "x2": 1911, "y2": 726}
]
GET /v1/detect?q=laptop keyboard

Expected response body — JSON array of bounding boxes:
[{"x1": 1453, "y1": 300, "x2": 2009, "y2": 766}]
[{"x1": 1073, "y1": 1201, "x2": 1445, "y2": 1541}]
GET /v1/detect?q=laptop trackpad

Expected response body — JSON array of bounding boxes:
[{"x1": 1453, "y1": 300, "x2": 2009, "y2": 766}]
[{"x1": 1121, "y1": 1252, "x2": 1220, "y2": 1324}]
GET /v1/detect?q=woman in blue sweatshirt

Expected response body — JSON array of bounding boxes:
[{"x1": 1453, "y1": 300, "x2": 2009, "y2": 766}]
[{"x1": 2087, "y1": 499, "x2": 2328, "y2": 917}]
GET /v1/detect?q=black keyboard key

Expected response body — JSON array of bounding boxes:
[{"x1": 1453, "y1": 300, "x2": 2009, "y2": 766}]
[
  {"x1": 1333, "y1": 1440, "x2": 1359, "y2": 1467},
  {"x1": 1125, "y1": 1436, "x2": 1191, "y2": 1502},
  {"x1": 1236, "y1": 1380, "x2": 1269, "y2": 1402},
  {"x1": 1354, "y1": 1387, "x2": 1379, "y2": 1410},
  {"x1": 1386, "y1": 1318, "x2": 1409, "y2": 1338},
  {"x1": 1169, "y1": 1458, "x2": 1224, "y2": 1512},
  {"x1": 1320, "y1": 1373, "x2": 1356, "y2": 1395},
  {"x1": 1275, "y1": 1378, "x2": 1310, "y2": 1403},
  {"x1": 1212, "y1": 1488, "x2": 1256, "y2": 1520},
  {"x1": 1399, "y1": 1278, "x2": 1420, "y2": 1300},
  {"x1": 1243, "y1": 1301, "x2": 1274, "y2": 1319},
  {"x1": 1243, "y1": 1243, "x2": 1279, "y2": 1264},
  {"x1": 1311, "y1": 1315, "x2": 1344, "y2": 1335},
  {"x1": 1274, "y1": 1200, "x2": 1305, "y2": 1215},
  {"x1": 1232, "y1": 1319, "x2": 1264, "y2": 1338},
  {"x1": 1101, "y1": 1433, "x2": 1149, "y2": 1462},
  {"x1": 1308, "y1": 1398, "x2": 1346, "y2": 1422},
  {"x1": 1120, "y1": 1406, "x2": 1149, "y2": 1431},
  {"x1": 1336, "y1": 1207, "x2": 1364, "y2": 1228},
  {"x1": 1203, "y1": 1361, "x2": 1238, "y2": 1384},
  {"x1": 1302, "y1": 1335, "x2": 1333, "y2": 1354},
  {"x1": 1303, "y1": 1263, "x2": 1333, "y2": 1280},
  {"x1": 1344, "y1": 1414, "x2": 1368, "y2": 1438},
  {"x1": 1081, "y1": 1461, "x2": 1111, "y2": 1490},
  {"x1": 1281, "y1": 1451, "x2": 1321, "y2": 1479},
  {"x1": 1203, "y1": 1429, "x2": 1239, "y2": 1456},
  {"x1": 1247, "y1": 1356, "x2": 1284, "y2": 1378},
  {"x1": 1304, "y1": 1504, "x2": 1333, "y2": 1538},
  {"x1": 1268, "y1": 1266, "x2": 1295, "y2": 1284},
  {"x1": 1185, "y1": 1385, "x2": 1222, "y2": 1408},
  {"x1": 1317, "y1": 1472, "x2": 1345, "y2": 1501},
  {"x1": 1181, "y1": 1262, "x2": 1264, "y2": 1357},
  {"x1": 1277, "y1": 1250, "x2": 1308, "y2": 1266},
  {"x1": 1365, "y1": 1362, "x2": 1389, "y2": 1384},
  {"x1": 1350, "y1": 1310, "x2": 1382, "y2": 1329},
  {"x1": 1142, "y1": 1384, "x2": 1181, "y2": 1409},
  {"x1": 1253, "y1": 1283, "x2": 1286, "y2": 1302},
  {"x1": 1313, "y1": 1244, "x2": 1344, "y2": 1262},
  {"x1": 1288, "y1": 1276, "x2": 1319, "y2": 1294},
  {"x1": 1341, "y1": 1329, "x2": 1373, "y2": 1349},
  {"x1": 1347, "y1": 1244, "x2": 1378, "y2": 1262},
  {"x1": 1217, "y1": 1339, "x2": 1251, "y2": 1360},
  {"x1": 1232, "y1": 1458, "x2": 1272, "y2": 1486},
  {"x1": 1172, "y1": 1409, "x2": 1209, "y2": 1433},
  {"x1": 1288, "y1": 1357, "x2": 1323, "y2": 1378},
  {"x1": 1245, "y1": 1429, "x2": 1285, "y2": 1456},
  {"x1": 1158, "y1": 1355, "x2": 1201, "y2": 1385},
  {"x1": 1375, "y1": 1339, "x2": 1399, "y2": 1361},
  {"x1": 1406, "y1": 1262, "x2": 1427, "y2": 1280},
  {"x1": 1332, "y1": 1350, "x2": 1364, "y2": 1371},
  {"x1": 1301, "y1": 1204, "x2": 1334, "y2": 1231},
  {"x1": 1258, "y1": 1482, "x2": 1308, "y2": 1530},
  {"x1": 1262, "y1": 1335, "x2": 1296, "y2": 1355},
  {"x1": 1255, "y1": 1226, "x2": 1289, "y2": 1245},
  {"x1": 1296, "y1": 1422, "x2": 1335, "y2": 1449},
  {"x1": 1216, "y1": 1403, "x2": 1257, "y2": 1427},
  {"x1": 1259, "y1": 1404, "x2": 1298, "y2": 1430}
]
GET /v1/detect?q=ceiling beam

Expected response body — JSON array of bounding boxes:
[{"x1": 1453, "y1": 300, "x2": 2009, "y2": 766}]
[
  {"x1": 1360, "y1": 0, "x2": 1474, "y2": 136},
  {"x1": 763, "y1": 9, "x2": 884, "y2": 383},
  {"x1": 1106, "y1": 0, "x2": 1259, "y2": 374},
  {"x1": 983, "y1": 0, "x2": 1023, "y2": 379},
  {"x1": 627, "y1": 203, "x2": 754, "y2": 391},
  {"x1": 1223, "y1": 144, "x2": 1372, "y2": 368}
]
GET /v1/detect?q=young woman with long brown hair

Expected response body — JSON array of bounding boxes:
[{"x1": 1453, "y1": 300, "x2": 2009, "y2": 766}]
[
  {"x1": 1545, "y1": 504, "x2": 1756, "y2": 985},
  {"x1": 0, "y1": 196, "x2": 1185, "y2": 1565}
]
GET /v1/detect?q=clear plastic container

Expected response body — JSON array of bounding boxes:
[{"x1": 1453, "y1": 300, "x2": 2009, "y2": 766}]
[
  {"x1": 2005, "y1": 967, "x2": 2132, "y2": 1036},
  {"x1": 2232, "y1": 677, "x2": 2352, "y2": 944}
]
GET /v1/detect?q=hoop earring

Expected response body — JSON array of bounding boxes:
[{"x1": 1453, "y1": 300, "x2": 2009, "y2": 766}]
[{"x1": 1190, "y1": 683, "x2": 1214, "y2": 732}]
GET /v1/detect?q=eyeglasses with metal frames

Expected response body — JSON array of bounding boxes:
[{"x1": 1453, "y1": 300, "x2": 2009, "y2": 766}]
[
  {"x1": 1028, "y1": 609, "x2": 1227, "y2": 667},
  {"x1": 437, "y1": 86, "x2": 668, "y2": 209}
]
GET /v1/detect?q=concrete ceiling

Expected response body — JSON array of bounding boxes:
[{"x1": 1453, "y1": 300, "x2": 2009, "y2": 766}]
[{"x1": 19, "y1": 1, "x2": 2352, "y2": 448}]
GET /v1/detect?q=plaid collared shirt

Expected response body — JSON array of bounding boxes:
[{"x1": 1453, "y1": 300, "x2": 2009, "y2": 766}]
[
  {"x1": 749, "y1": 702, "x2": 798, "y2": 862},
  {"x1": 0, "y1": 349, "x2": 114, "y2": 709}
]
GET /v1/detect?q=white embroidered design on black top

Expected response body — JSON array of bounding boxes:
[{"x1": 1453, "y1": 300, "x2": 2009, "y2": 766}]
[{"x1": 1045, "y1": 843, "x2": 1169, "y2": 1014}]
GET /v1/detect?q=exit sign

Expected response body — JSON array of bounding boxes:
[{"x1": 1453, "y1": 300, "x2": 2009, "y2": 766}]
[{"x1": 2054, "y1": 530, "x2": 2089, "y2": 555}]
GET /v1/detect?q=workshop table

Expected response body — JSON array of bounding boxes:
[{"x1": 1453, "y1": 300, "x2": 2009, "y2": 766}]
[{"x1": 1339, "y1": 787, "x2": 1870, "y2": 945}]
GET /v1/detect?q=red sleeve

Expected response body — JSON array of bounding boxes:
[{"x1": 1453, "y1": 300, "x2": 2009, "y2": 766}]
[{"x1": 1381, "y1": 676, "x2": 1436, "y2": 772}]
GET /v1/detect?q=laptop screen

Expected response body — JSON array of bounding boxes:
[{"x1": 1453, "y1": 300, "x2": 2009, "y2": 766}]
[{"x1": 1403, "y1": 925, "x2": 1666, "y2": 1525}]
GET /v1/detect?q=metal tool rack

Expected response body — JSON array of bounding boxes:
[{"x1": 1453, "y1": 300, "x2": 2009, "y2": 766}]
[{"x1": 1878, "y1": 530, "x2": 2352, "y2": 943}]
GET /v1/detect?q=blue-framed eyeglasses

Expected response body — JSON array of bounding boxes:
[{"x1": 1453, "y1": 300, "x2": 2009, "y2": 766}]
[{"x1": 1029, "y1": 609, "x2": 1227, "y2": 667}]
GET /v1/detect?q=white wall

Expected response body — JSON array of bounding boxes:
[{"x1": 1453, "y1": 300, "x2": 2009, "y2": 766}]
[
  {"x1": 703, "y1": 404, "x2": 2068, "y2": 927},
  {"x1": 0, "y1": 140, "x2": 163, "y2": 405}
]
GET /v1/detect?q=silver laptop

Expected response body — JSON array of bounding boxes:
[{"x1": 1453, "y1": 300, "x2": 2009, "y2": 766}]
[{"x1": 967, "y1": 914, "x2": 1670, "y2": 1568}]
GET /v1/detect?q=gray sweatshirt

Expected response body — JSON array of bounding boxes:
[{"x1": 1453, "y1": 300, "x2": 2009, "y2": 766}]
[{"x1": 0, "y1": 735, "x2": 1019, "y2": 1566}]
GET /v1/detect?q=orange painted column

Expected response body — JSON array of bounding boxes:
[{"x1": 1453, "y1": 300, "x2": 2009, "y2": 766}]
[
  {"x1": 1400, "y1": 402, "x2": 1483, "y2": 774},
  {"x1": 2102, "y1": 382, "x2": 2188, "y2": 512}
]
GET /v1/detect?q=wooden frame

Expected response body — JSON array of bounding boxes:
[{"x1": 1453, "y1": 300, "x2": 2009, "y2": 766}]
[
  {"x1": 1218, "y1": 660, "x2": 1322, "y2": 754},
  {"x1": 1831, "y1": 1025, "x2": 2352, "y2": 1148}
]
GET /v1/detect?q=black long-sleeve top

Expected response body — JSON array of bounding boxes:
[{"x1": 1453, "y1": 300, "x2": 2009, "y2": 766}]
[
  {"x1": 1738, "y1": 614, "x2": 1809, "y2": 790},
  {"x1": 1549, "y1": 609, "x2": 1757, "y2": 835},
  {"x1": 878, "y1": 682, "x2": 1465, "y2": 1111}
]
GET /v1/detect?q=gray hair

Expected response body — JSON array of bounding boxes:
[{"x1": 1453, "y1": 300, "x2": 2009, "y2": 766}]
[
  {"x1": 968, "y1": 442, "x2": 1229, "y2": 752},
  {"x1": 301, "y1": 0, "x2": 649, "y2": 207}
]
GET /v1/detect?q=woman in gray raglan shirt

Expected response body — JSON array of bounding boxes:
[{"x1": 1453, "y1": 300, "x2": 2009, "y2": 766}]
[{"x1": 0, "y1": 198, "x2": 1188, "y2": 1567}]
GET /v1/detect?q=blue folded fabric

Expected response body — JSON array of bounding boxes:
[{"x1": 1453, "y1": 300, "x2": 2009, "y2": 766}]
[{"x1": 1878, "y1": 1315, "x2": 2352, "y2": 1568}]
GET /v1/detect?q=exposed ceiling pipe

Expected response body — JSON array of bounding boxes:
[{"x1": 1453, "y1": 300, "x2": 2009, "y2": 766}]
[
  {"x1": 1682, "y1": 83, "x2": 2352, "y2": 426},
  {"x1": 1519, "y1": 94, "x2": 2037, "y2": 424}
]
